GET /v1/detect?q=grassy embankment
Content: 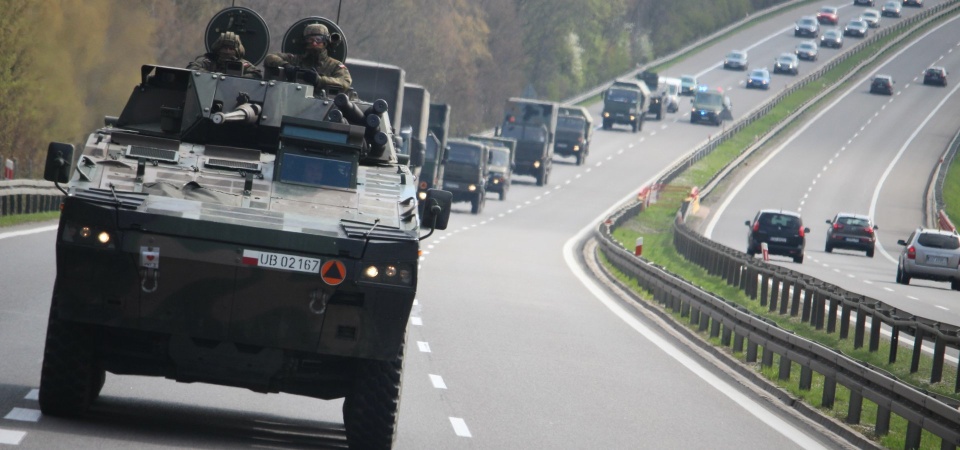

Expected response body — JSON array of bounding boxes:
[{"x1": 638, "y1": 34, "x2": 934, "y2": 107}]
[{"x1": 602, "y1": 13, "x2": 960, "y2": 450}]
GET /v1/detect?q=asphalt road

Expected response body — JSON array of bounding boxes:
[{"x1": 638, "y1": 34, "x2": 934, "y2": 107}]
[{"x1": 1, "y1": 1, "x2": 954, "y2": 448}]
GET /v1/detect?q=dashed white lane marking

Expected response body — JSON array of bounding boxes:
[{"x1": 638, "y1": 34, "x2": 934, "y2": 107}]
[
  {"x1": 937, "y1": 305, "x2": 950, "y2": 311},
  {"x1": 411, "y1": 317, "x2": 423, "y2": 326},
  {"x1": 0, "y1": 429, "x2": 27, "y2": 445},
  {"x1": 417, "y1": 341, "x2": 431, "y2": 353},
  {"x1": 884, "y1": 287, "x2": 894, "y2": 292},
  {"x1": 4, "y1": 408, "x2": 40, "y2": 422},
  {"x1": 449, "y1": 417, "x2": 472, "y2": 438},
  {"x1": 414, "y1": 299, "x2": 419, "y2": 306},
  {"x1": 864, "y1": 280, "x2": 874, "y2": 285},
  {"x1": 908, "y1": 296, "x2": 919, "y2": 300},
  {"x1": 595, "y1": 161, "x2": 603, "y2": 167},
  {"x1": 429, "y1": 374, "x2": 447, "y2": 389},
  {"x1": 0, "y1": 225, "x2": 58, "y2": 241},
  {"x1": 24, "y1": 390, "x2": 38, "y2": 401}
]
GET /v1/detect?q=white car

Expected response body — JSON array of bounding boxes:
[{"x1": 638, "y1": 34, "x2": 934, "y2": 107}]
[
  {"x1": 861, "y1": 9, "x2": 882, "y2": 27},
  {"x1": 659, "y1": 77, "x2": 682, "y2": 113}
]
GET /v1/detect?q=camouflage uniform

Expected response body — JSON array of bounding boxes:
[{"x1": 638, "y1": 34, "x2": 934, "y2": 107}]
[
  {"x1": 264, "y1": 23, "x2": 352, "y2": 92},
  {"x1": 187, "y1": 32, "x2": 262, "y2": 79}
]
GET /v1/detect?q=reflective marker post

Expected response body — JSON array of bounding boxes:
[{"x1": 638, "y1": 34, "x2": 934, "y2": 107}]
[
  {"x1": 635, "y1": 237, "x2": 643, "y2": 257},
  {"x1": 761, "y1": 242, "x2": 769, "y2": 262}
]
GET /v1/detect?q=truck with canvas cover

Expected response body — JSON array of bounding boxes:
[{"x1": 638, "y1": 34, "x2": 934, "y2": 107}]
[
  {"x1": 555, "y1": 105, "x2": 593, "y2": 166},
  {"x1": 441, "y1": 139, "x2": 489, "y2": 214},
  {"x1": 400, "y1": 83, "x2": 430, "y2": 174},
  {"x1": 418, "y1": 103, "x2": 450, "y2": 201},
  {"x1": 37, "y1": 8, "x2": 452, "y2": 450},
  {"x1": 467, "y1": 135, "x2": 516, "y2": 201},
  {"x1": 602, "y1": 78, "x2": 649, "y2": 132},
  {"x1": 345, "y1": 57, "x2": 405, "y2": 132},
  {"x1": 636, "y1": 71, "x2": 666, "y2": 120},
  {"x1": 497, "y1": 98, "x2": 558, "y2": 186}
]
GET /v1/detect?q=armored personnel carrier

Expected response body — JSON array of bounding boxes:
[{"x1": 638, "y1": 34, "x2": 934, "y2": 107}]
[{"x1": 37, "y1": 8, "x2": 451, "y2": 449}]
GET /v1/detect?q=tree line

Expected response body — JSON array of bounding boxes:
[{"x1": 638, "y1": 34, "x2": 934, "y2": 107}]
[{"x1": 0, "y1": 0, "x2": 787, "y2": 178}]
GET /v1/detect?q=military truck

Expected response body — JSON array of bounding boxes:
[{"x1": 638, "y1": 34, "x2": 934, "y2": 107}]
[
  {"x1": 497, "y1": 98, "x2": 558, "y2": 186},
  {"x1": 418, "y1": 103, "x2": 450, "y2": 201},
  {"x1": 467, "y1": 135, "x2": 516, "y2": 201},
  {"x1": 637, "y1": 71, "x2": 666, "y2": 120},
  {"x1": 555, "y1": 105, "x2": 593, "y2": 166},
  {"x1": 441, "y1": 139, "x2": 488, "y2": 213},
  {"x1": 689, "y1": 86, "x2": 733, "y2": 126},
  {"x1": 400, "y1": 83, "x2": 430, "y2": 175},
  {"x1": 602, "y1": 78, "x2": 650, "y2": 132},
  {"x1": 345, "y1": 57, "x2": 405, "y2": 131},
  {"x1": 36, "y1": 9, "x2": 451, "y2": 450}
]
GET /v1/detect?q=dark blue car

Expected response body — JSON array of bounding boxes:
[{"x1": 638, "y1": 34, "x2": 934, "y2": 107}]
[{"x1": 746, "y1": 68, "x2": 771, "y2": 90}]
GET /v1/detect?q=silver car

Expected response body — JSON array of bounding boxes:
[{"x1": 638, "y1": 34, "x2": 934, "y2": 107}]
[{"x1": 896, "y1": 228, "x2": 960, "y2": 290}]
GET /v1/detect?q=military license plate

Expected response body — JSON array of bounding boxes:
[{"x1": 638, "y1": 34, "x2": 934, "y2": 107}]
[{"x1": 241, "y1": 250, "x2": 321, "y2": 274}]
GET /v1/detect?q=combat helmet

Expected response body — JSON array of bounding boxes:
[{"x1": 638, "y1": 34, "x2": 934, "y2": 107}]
[{"x1": 211, "y1": 31, "x2": 245, "y2": 58}]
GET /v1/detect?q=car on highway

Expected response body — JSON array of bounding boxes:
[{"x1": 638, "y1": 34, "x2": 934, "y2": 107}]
[
  {"x1": 854, "y1": 0, "x2": 875, "y2": 5},
  {"x1": 680, "y1": 75, "x2": 698, "y2": 96},
  {"x1": 773, "y1": 53, "x2": 800, "y2": 75},
  {"x1": 661, "y1": 77, "x2": 682, "y2": 112},
  {"x1": 689, "y1": 86, "x2": 733, "y2": 126},
  {"x1": 820, "y1": 28, "x2": 844, "y2": 48},
  {"x1": 844, "y1": 18, "x2": 869, "y2": 37},
  {"x1": 903, "y1": 0, "x2": 923, "y2": 6},
  {"x1": 861, "y1": 9, "x2": 882, "y2": 27},
  {"x1": 723, "y1": 50, "x2": 749, "y2": 71},
  {"x1": 896, "y1": 228, "x2": 960, "y2": 290},
  {"x1": 795, "y1": 40, "x2": 819, "y2": 61},
  {"x1": 746, "y1": 210, "x2": 809, "y2": 263},
  {"x1": 824, "y1": 213, "x2": 877, "y2": 257},
  {"x1": 795, "y1": 16, "x2": 821, "y2": 37},
  {"x1": 746, "y1": 68, "x2": 771, "y2": 90},
  {"x1": 870, "y1": 74, "x2": 895, "y2": 95},
  {"x1": 816, "y1": 6, "x2": 840, "y2": 24},
  {"x1": 923, "y1": 66, "x2": 948, "y2": 86},
  {"x1": 881, "y1": 1, "x2": 902, "y2": 17}
]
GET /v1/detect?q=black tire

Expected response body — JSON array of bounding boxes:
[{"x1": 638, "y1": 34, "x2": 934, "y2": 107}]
[
  {"x1": 952, "y1": 280, "x2": 960, "y2": 291},
  {"x1": 575, "y1": 153, "x2": 583, "y2": 166},
  {"x1": 631, "y1": 121, "x2": 638, "y2": 133},
  {"x1": 38, "y1": 314, "x2": 104, "y2": 417},
  {"x1": 794, "y1": 254, "x2": 804, "y2": 264},
  {"x1": 896, "y1": 265, "x2": 911, "y2": 285},
  {"x1": 343, "y1": 340, "x2": 405, "y2": 450},
  {"x1": 825, "y1": 243, "x2": 833, "y2": 253},
  {"x1": 866, "y1": 248, "x2": 874, "y2": 258},
  {"x1": 499, "y1": 188, "x2": 507, "y2": 201},
  {"x1": 535, "y1": 166, "x2": 546, "y2": 186},
  {"x1": 602, "y1": 119, "x2": 611, "y2": 130},
  {"x1": 656, "y1": 110, "x2": 662, "y2": 120},
  {"x1": 470, "y1": 192, "x2": 483, "y2": 214}
]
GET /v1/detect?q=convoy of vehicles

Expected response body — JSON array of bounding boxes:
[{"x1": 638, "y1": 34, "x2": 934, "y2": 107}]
[
  {"x1": 555, "y1": 106, "x2": 593, "y2": 166},
  {"x1": 602, "y1": 78, "x2": 650, "y2": 132},
  {"x1": 442, "y1": 139, "x2": 489, "y2": 214},
  {"x1": 689, "y1": 86, "x2": 733, "y2": 126},
  {"x1": 497, "y1": 98, "x2": 558, "y2": 186},
  {"x1": 468, "y1": 134, "x2": 516, "y2": 200}
]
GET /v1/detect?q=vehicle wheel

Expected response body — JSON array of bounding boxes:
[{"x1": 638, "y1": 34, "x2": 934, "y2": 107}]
[
  {"x1": 575, "y1": 153, "x2": 583, "y2": 166},
  {"x1": 499, "y1": 188, "x2": 506, "y2": 201},
  {"x1": 38, "y1": 313, "x2": 104, "y2": 417},
  {"x1": 602, "y1": 119, "x2": 611, "y2": 130},
  {"x1": 631, "y1": 121, "x2": 638, "y2": 133},
  {"x1": 952, "y1": 280, "x2": 960, "y2": 291},
  {"x1": 746, "y1": 246, "x2": 756, "y2": 257},
  {"x1": 542, "y1": 167, "x2": 550, "y2": 185},
  {"x1": 793, "y1": 254, "x2": 804, "y2": 264},
  {"x1": 690, "y1": 116, "x2": 696, "y2": 124},
  {"x1": 866, "y1": 248, "x2": 874, "y2": 258},
  {"x1": 470, "y1": 192, "x2": 483, "y2": 214},
  {"x1": 825, "y1": 243, "x2": 833, "y2": 253},
  {"x1": 656, "y1": 111, "x2": 662, "y2": 120},
  {"x1": 638, "y1": 118, "x2": 644, "y2": 132},
  {"x1": 343, "y1": 339, "x2": 405, "y2": 450}
]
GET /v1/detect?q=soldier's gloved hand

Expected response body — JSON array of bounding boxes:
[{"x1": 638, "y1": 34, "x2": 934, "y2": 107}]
[
  {"x1": 301, "y1": 69, "x2": 320, "y2": 85},
  {"x1": 282, "y1": 64, "x2": 298, "y2": 81}
]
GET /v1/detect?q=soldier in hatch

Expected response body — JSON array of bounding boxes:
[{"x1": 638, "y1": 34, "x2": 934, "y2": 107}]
[
  {"x1": 187, "y1": 31, "x2": 262, "y2": 79},
  {"x1": 264, "y1": 23, "x2": 352, "y2": 92}
]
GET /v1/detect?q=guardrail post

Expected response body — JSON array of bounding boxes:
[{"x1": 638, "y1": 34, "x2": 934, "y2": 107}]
[
  {"x1": 690, "y1": 306, "x2": 701, "y2": 326},
  {"x1": 889, "y1": 325, "x2": 899, "y2": 364},
  {"x1": 729, "y1": 260, "x2": 740, "y2": 287},
  {"x1": 746, "y1": 266, "x2": 757, "y2": 299},
  {"x1": 681, "y1": 301, "x2": 690, "y2": 318},
  {"x1": 778, "y1": 280, "x2": 790, "y2": 315},
  {"x1": 759, "y1": 273, "x2": 769, "y2": 307},
  {"x1": 778, "y1": 354, "x2": 791, "y2": 381},
  {"x1": 846, "y1": 390, "x2": 862, "y2": 425},
  {"x1": 790, "y1": 283, "x2": 802, "y2": 317},
  {"x1": 769, "y1": 276, "x2": 780, "y2": 312},
  {"x1": 821, "y1": 376, "x2": 836, "y2": 408},
  {"x1": 720, "y1": 323, "x2": 731, "y2": 346},
  {"x1": 869, "y1": 312, "x2": 882, "y2": 352},
  {"x1": 931, "y1": 334, "x2": 946, "y2": 384},
  {"x1": 875, "y1": 404, "x2": 891, "y2": 437},
  {"x1": 854, "y1": 307, "x2": 866, "y2": 349},
  {"x1": 827, "y1": 298, "x2": 838, "y2": 334},
  {"x1": 761, "y1": 346, "x2": 773, "y2": 368},
  {"x1": 733, "y1": 333, "x2": 744, "y2": 354},
  {"x1": 839, "y1": 302, "x2": 851, "y2": 340},
  {"x1": 904, "y1": 421, "x2": 922, "y2": 450},
  {"x1": 911, "y1": 330, "x2": 924, "y2": 373},
  {"x1": 746, "y1": 340, "x2": 758, "y2": 363},
  {"x1": 799, "y1": 366, "x2": 812, "y2": 390},
  {"x1": 811, "y1": 294, "x2": 824, "y2": 330},
  {"x1": 709, "y1": 317, "x2": 721, "y2": 339},
  {"x1": 801, "y1": 288, "x2": 813, "y2": 322}
]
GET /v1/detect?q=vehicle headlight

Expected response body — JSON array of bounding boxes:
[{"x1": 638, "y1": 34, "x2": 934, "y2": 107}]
[
  {"x1": 533, "y1": 160, "x2": 541, "y2": 169},
  {"x1": 603, "y1": 112, "x2": 610, "y2": 118},
  {"x1": 467, "y1": 184, "x2": 477, "y2": 192},
  {"x1": 62, "y1": 221, "x2": 117, "y2": 249},
  {"x1": 417, "y1": 191, "x2": 427, "y2": 200},
  {"x1": 361, "y1": 262, "x2": 415, "y2": 286}
]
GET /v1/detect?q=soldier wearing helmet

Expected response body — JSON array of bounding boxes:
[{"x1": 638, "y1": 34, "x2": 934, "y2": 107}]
[
  {"x1": 187, "y1": 31, "x2": 262, "y2": 79},
  {"x1": 264, "y1": 23, "x2": 352, "y2": 93}
]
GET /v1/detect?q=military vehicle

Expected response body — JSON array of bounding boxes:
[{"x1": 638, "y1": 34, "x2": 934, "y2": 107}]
[
  {"x1": 690, "y1": 86, "x2": 733, "y2": 126},
  {"x1": 345, "y1": 57, "x2": 405, "y2": 131},
  {"x1": 441, "y1": 139, "x2": 489, "y2": 214},
  {"x1": 555, "y1": 105, "x2": 593, "y2": 166},
  {"x1": 602, "y1": 78, "x2": 650, "y2": 132},
  {"x1": 418, "y1": 103, "x2": 451, "y2": 201},
  {"x1": 37, "y1": 8, "x2": 451, "y2": 450},
  {"x1": 637, "y1": 71, "x2": 666, "y2": 120},
  {"x1": 467, "y1": 135, "x2": 516, "y2": 201},
  {"x1": 400, "y1": 83, "x2": 430, "y2": 174},
  {"x1": 497, "y1": 98, "x2": 558, "y2": 186}
]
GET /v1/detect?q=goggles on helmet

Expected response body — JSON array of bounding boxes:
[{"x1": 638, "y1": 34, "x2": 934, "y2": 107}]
[{"x1": 305, "y1": 35, "x2": 328, "y2": 44}]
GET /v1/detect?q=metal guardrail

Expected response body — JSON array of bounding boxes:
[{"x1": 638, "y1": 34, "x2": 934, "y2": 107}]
[{"x1": 0, "y1": 179, "x2": 61, "y2": 216}]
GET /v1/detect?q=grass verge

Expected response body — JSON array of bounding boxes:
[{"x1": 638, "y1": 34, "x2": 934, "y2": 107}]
[{"x1": 0, "y1": 211, "x2": 60, "y2": 228}]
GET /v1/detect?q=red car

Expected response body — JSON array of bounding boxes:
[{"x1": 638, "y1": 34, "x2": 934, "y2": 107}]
[{"x1": 816, "y1": 6, "x2": 839, "y2": 24}]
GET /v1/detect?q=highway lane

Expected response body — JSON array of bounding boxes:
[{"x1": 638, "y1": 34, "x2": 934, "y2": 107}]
[
  {"x1": 6, "y1": 2, "x2": 954, "y2": 448},
  {"x1": 701, "y1": 14, "x2": 960, "y2": 325}
]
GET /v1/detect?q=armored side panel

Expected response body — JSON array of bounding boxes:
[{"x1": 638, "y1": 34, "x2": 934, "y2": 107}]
[{"x1": 346, "y1": 58, "x2": 405, "y2": 130}]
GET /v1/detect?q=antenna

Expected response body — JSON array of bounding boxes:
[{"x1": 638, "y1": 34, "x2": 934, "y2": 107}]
[{"x1": 336, "y1": 0, "x2": 342, "y2": 24}]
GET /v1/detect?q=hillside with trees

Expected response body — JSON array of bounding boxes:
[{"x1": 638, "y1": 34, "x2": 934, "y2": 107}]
[{"x1": 0, "y1": 0, "x2": 788, "y2": 178}]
